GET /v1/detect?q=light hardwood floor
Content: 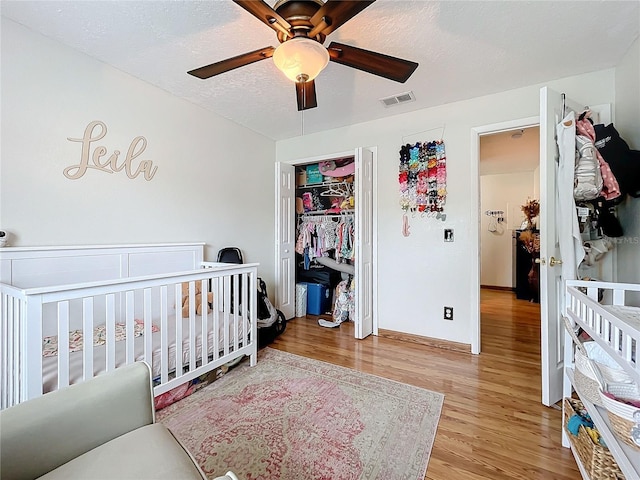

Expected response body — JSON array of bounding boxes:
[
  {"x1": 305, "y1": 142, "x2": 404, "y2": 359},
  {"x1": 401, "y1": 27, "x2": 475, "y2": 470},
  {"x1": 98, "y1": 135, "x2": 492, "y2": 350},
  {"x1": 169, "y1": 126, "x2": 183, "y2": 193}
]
[{"x1": 270, "y1": 288, "x2": 581, "y2": 480}]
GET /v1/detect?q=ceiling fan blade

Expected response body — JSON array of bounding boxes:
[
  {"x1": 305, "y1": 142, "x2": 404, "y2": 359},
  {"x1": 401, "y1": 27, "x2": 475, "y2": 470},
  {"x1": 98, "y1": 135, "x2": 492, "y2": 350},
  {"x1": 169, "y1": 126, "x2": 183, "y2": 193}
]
[
  {"x1": 233, "y1": 0, "x2": 292, "y2": 37},
  {"x1": 296, "y1": 80, "x2": 318, "y2": 111},
  {"x1": 327, "y1": 42, "x2": 418, "y2": 83},
  {"x1": 310, "y1": 0, "x2": 375, "y2": 36},
  {"x1": 187, "y1": 46, "x2": 275, "y2": 79}
]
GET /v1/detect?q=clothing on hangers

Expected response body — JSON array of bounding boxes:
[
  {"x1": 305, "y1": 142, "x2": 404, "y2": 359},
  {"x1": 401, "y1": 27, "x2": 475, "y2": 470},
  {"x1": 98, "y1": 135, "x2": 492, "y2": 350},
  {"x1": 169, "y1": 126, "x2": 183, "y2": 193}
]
[{"x1": 295, "y1": 215, "x2": 355, "y2": 267}]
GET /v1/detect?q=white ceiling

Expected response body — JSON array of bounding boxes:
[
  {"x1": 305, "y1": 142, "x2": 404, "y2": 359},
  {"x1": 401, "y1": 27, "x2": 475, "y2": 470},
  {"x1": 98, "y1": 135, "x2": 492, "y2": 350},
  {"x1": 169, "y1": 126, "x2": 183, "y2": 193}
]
[
  {"x1": 480, "y1": 126, "x2": 539, "y2": 176},
  {"x1": 2, "y1": 1, "x2": 638, "y2": 141}
]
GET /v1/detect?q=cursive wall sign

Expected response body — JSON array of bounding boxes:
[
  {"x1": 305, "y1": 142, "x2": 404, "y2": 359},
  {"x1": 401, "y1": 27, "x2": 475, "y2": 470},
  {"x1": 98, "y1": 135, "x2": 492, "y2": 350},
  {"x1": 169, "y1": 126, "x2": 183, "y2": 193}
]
[{"x1": 64, "y1": 121, "x2": 158, "y2": 181}]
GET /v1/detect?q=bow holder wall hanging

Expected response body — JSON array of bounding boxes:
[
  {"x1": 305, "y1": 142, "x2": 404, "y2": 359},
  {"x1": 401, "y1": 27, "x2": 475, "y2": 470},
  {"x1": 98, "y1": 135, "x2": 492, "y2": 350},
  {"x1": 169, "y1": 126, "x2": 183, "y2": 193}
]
[{"x1": 398, "y1": 139, "x2": 447, "y2": 236}]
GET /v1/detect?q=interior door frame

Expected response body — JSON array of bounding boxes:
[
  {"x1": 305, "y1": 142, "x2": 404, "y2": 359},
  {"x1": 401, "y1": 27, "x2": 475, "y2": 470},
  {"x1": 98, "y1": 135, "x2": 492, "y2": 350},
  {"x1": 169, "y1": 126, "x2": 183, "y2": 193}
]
[
  {"x1": 470, "y1": 116, "x2": 540, "y2": 354},
  {"x1": 275, "y1": 149, "x2": 378, "y2": 337}
]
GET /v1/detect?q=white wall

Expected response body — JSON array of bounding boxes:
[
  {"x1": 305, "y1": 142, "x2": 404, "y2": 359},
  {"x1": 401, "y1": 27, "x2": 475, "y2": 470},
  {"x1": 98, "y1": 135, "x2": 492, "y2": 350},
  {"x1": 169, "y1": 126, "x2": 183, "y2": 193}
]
[
  {"x1": 480, "y1": 172, "x2": 535, "y2": 288},
  {"x1": 0, "y1": 19, "x2": 277, "y2": 286},
  {"x1": 613, "y1": 37, "x2": 640, "y2": 287},
  {"x1": 276, "y1": 69, "x2": 616, "y2": 344}
]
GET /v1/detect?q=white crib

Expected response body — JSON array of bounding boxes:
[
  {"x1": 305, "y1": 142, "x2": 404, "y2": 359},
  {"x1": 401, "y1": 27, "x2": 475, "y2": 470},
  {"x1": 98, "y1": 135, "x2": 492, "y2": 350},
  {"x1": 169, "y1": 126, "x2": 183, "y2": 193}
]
[
  {"x1": 563, "y1": 280, "x2": 640, "y2": 479},
  {"x1": 0, "y1": 243, "x2": 258, "y2": 410},
  {"x1": 565, "y1": 280, "x2": 640, "y2": 383}
]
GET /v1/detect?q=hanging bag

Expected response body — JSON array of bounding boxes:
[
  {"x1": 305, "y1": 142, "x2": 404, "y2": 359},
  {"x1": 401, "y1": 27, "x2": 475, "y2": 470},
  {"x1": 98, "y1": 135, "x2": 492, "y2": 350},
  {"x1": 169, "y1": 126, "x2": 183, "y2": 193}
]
[{"x1": 256, "y1": 277, "x2": 286, "y2": 347}]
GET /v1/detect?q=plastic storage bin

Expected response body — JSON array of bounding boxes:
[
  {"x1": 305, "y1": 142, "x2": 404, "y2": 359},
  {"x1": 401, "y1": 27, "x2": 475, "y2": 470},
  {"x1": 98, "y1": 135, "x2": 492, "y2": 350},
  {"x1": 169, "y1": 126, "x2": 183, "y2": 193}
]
[
  {"x1": 295, "y1": 283, "x2": 308, "y2": 317},
  {"x1": 305, "y1": 282, "x2": 330, "y2": 315}
]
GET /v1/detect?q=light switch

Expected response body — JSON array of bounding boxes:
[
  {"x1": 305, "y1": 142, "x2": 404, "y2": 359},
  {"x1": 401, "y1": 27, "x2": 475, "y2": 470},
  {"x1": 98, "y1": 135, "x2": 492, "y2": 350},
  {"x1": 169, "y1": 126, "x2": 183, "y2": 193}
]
[{"x1": 444, "y1": 229, "x2": 454, "y2": 242}]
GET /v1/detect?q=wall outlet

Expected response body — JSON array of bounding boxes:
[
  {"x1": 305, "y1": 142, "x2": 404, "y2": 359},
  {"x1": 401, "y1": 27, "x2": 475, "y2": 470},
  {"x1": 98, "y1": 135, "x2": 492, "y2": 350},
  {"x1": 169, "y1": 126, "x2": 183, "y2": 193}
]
[
  {"x1": 444, "y1": 306, "x2": 454, "y2": 320},
  {"x1": 444, "y1": 229, "x2": 454, "y2": 242}
]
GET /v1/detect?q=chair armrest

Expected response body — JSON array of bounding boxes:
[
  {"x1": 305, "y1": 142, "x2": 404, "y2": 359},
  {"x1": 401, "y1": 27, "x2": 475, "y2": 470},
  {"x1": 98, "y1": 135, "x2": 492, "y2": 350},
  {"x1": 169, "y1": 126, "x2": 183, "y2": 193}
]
[{"x1": 0, "y1": 362, "x2": 155, "y2": 480}]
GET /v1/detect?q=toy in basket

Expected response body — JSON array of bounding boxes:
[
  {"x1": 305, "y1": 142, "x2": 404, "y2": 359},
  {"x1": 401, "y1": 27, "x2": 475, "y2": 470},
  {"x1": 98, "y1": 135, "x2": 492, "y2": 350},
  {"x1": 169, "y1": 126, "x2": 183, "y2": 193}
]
[{"x1": 562, "y1": 397, "x2": 625, "y2": 480}]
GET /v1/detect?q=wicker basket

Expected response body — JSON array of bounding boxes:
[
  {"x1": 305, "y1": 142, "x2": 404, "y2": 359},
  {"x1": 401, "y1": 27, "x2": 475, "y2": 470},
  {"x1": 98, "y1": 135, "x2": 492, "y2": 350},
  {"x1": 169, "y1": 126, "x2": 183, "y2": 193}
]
[
  {"x1": 563, "y1": 398, "x2": 625, "y2": 479},
  {"x1": 599, "y1": 389, "x2": 640, "y2": 451},
  {"x1": 574, "y1": 349, "x2": 606, "y2": 407},
  {"x1": 563, "y1": 315, "x2": 635, "y2": 407}
]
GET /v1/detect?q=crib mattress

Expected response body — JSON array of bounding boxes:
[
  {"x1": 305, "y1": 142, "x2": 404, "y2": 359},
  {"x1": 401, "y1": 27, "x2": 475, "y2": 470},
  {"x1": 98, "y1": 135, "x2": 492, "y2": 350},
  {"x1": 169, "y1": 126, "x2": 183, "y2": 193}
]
[
  {"x1": 603, "y1": 305, "x2": 640, "y2": 331},
  {"x1": 42, "y1": 312, "x2": 249, "y2": 393}
]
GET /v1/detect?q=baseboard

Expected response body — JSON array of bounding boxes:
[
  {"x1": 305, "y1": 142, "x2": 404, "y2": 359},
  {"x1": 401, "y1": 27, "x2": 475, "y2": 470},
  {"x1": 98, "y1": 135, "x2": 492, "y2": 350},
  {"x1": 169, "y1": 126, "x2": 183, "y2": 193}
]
[
  {"x1": 378, "y1": 329, "x2": 471, "y2": 354},
  {"x1": 480, "y1": 285, "x2": 514, "y2": 291}
]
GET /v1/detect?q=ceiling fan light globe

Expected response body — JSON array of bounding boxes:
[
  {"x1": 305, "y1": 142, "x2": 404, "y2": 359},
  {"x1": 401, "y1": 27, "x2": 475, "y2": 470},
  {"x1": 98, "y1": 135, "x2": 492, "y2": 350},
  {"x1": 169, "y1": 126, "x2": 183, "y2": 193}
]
[{"x1": 273, "y1": 37, "x2": 329, "y2": 82}]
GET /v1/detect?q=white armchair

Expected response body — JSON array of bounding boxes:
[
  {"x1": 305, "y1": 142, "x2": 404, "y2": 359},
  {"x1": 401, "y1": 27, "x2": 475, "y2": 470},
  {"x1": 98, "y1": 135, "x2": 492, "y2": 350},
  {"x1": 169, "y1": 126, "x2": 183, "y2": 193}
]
[{"x1": 0, "y1": 362, "x2": 238, "y2": 480}]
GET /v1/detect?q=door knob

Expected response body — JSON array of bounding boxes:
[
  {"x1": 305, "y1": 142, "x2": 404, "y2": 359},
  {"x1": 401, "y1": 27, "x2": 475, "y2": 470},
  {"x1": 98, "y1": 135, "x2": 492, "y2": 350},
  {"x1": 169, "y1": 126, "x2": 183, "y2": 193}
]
[
  {"x1": 549, "y1": 256, "x2": 563, "y2": 267},
  {"x1": 534, "y1": 257, "x2": 545, "y2": 265}
]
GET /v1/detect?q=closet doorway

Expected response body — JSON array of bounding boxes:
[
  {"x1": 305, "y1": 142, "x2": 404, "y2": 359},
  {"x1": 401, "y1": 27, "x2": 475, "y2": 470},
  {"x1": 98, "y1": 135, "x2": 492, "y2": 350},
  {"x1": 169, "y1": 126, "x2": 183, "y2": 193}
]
[
  {"x1": 479, "y1": 126, "x2": 541, "y2": 352},
  {"x1": 275, "y1": 147, "x2": 376, "y2": 339}
]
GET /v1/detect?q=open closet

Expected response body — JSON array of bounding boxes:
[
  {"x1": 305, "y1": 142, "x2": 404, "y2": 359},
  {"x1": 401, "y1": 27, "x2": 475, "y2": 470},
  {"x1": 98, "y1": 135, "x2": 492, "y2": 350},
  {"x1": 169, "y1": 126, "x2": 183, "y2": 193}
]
[
  {"x1": 275, "y1": 147, "x2": 375, "y2": 339},
  {"x1": 295, "y1": 158, "x2": 355, "y2": 323}
]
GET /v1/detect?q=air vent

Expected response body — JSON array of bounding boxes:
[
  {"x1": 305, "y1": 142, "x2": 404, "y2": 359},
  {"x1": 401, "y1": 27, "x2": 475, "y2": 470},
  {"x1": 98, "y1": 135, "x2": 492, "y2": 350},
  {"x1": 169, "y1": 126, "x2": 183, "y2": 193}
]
[{"x1": 380, "y1": 91, "x2": 415, "y2": 108}]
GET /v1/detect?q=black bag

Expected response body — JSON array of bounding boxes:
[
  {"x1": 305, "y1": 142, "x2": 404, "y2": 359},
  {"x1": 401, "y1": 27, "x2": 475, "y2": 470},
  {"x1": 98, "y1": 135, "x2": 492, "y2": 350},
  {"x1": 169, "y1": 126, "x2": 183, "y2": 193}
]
[
  {"x1": 258, "y1": 310, "x2": 286, "y2": 348},
  {"x1": 256, "y1": 277, "x2": 286, "y2": 348},
  {"x1": 594, "y1": 123, "x2": 640, "y2": 198},
  {"x1": 589, "y1": 197, "x2": 623, "y2": 238}
]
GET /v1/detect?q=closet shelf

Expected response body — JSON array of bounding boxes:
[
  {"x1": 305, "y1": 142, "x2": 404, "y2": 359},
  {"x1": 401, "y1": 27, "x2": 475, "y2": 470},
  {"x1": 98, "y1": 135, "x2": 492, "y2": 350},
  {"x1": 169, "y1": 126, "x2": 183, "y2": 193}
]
[
  {"x1": 301, "y1": 209, "x2": 354, "y2": 217},
  {"x1": 298, "y1": 180, "x2": 353, "y2": 190}
]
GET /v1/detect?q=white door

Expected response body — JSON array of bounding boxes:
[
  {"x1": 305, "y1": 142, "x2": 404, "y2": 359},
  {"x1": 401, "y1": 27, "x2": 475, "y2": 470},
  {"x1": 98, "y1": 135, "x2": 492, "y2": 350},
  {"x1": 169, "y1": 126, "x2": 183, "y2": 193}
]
[
  {"x1": 355, "y1": 147, "x2": 374, "y2": 339},
  {"x1": 275, "y1": 162, "x2": 295, "y2": 320},
  {"x1": 539, "y1": 87, "x2": 610, "y2": 406},
  {"x1": 539, "y1": 86, "x2": 570, "y2": 406}
]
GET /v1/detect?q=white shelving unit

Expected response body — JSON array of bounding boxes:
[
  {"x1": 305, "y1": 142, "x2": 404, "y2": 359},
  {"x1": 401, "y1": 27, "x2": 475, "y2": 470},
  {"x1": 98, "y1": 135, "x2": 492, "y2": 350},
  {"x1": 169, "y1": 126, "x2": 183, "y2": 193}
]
[
  {"x1": 562, "y1": 281, "x2": 640, "y2": 480},
  {"x1": 565, "y1": 369, "x2": 640, "y2": 479}
]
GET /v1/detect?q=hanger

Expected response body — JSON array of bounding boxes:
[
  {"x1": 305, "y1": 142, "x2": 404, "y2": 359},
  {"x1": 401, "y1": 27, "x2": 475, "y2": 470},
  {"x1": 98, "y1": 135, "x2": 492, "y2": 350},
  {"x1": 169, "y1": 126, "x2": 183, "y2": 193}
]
[{"x1": 320, "y1": 182, "x2": 352, "y2": 197}]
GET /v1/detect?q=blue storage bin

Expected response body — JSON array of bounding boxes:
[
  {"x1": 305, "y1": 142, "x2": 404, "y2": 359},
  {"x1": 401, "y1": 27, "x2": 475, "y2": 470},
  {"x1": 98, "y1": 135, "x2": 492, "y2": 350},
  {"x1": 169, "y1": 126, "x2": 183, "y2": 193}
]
[{"x1": 304, "y1": 282, "x2": 330, "y2": 315}]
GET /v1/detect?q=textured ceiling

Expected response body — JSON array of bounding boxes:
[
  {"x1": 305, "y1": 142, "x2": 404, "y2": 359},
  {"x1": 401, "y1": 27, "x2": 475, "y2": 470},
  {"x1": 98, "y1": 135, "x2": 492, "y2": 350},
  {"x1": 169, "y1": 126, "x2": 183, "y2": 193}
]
[{"x1": 2, "y1": 1, "x2": 638, "y2": 141}]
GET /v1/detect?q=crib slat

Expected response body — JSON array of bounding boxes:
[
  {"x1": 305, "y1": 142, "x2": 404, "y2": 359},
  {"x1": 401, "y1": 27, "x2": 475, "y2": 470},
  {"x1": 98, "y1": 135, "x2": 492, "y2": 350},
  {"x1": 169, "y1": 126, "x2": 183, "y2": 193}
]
[
  {"x1": 124, "y1": 290, "x2": 135, "y2": 365},
  {"x1": 143, "y1": 288, "x2": 153, "y2": 370},
  {"x1": 223, "y1": 275, "x2": 230, "y2": 357},
  {"x1": 200, "y1": 279, "x2": 208, "y2": 369},
  {"x1": 242, "y1": 272, "x2": 248, "y2": 348},
  {"x1": 82, "y1": 297, "x2": 94, "y2": 382},
  {"x1": 23, "y1": 296, "x2": 43, "y2": 402},
  {"x1": 1, "y1": 293, "x2": 19, "y2": 407},
  {"x1": 212, "y1": 277, "x2": 220, "y2": 361},
  {"x1": 105, "y1": 294, "x2": 116, "y2": 371},
  {"x1": 612, "y1": 288, "x2": 625, "y2": 305},
  {"x1": 160, "y1": 285, "x2": 169, "y2": 385},
  {"x1": 1, "y1": 294, "x2": 5, "y2": 407},
  {"x1": 188, "y1": 282, "x2": 196, "y2": 372},
  {"x1": 4, "y1": 294, "x2": 13, "y2": 406},
  {"x1": 175, "y1": 283, "x2": 184, "y2": 376},
  {"x1": 57, "y1": 301, "x2": 70, "y2": 389},
  {"x1": 233, "y1": 274, "x2": 239, "y2": 352}
]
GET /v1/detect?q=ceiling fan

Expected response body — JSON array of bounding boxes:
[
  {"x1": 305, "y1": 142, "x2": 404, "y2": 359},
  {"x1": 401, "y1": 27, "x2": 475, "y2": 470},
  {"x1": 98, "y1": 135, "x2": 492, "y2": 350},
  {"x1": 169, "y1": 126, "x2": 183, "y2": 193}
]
[{"x1": 187, "y1": 0, "x2": 419, "y2": 111}]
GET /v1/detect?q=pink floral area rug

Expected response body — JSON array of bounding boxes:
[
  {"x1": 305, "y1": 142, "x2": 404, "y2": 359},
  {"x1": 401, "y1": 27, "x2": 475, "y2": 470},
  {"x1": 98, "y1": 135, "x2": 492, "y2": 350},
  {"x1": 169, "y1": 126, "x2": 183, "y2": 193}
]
[{"x1": 157, "y1": 348, "x2": 444, "y2": 480}]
